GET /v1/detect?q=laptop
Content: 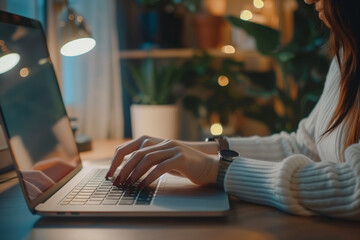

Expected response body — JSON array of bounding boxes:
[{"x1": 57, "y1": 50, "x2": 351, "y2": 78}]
[{"x1": 0, "y1": 10, "x2": 229, "y2": 217}]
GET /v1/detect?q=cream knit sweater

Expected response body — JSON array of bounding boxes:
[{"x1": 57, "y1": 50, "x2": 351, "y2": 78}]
[{"x1": 225, "y1": 58, "x2": 360, "y2": 220}]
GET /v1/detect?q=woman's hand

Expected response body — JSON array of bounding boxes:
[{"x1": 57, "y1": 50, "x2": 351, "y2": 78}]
[
  {"x1": 106, "y1": 135, "x2": 164, "y2": 179},
  {"x1": 106, "y1": 135, "x2": 220, "y2": 188}
]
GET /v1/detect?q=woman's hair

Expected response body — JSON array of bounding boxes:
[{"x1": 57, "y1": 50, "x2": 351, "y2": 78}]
[{"x1": 323, "y1": 0, "x2": 360, "y2": 157}]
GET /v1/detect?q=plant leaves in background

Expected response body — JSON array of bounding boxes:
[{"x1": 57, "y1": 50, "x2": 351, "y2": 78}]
[
  {"x1": 225, "y1": 0, "x2": 331, "y2": 133},
  {"x1": 126, "y1": 58, "x2": 181, "y2": 105},
  {"x1": 128, "y1": 63, "x2": 148, "y2": 97},
  {"x1": 226, "y1": 16, "x2": 281, "y2": 55}
]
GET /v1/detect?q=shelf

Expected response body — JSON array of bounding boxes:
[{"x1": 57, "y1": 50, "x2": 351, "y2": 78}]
[
  {"x1": 118, "y1": 48, "x2": 272, "y2": 71},
  {"x1": 119, "y1": 48, "x2": 259, "y2": 59}
]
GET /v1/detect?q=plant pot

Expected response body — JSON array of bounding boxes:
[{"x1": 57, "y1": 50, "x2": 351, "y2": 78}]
[
  {"x1": 193, "y1": 13, "x2": 224, "y2": 49},
  {"x1": 130, "y1": 104, "x2": 179, "y2": 139}
]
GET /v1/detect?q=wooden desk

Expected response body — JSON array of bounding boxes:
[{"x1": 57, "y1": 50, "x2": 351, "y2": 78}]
[{"x1": 0, "y1": 140, "x2": 359, "y2": 240}]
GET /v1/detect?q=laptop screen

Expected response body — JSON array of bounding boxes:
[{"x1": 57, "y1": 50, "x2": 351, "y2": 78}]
[{"x1": 0, "y1": 11, "x2": 81, "y2": 205}]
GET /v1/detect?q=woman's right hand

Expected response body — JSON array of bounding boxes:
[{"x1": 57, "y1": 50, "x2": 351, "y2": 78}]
[{"x1": 105, "y1": 135, "x2": 220, "y2": 188}]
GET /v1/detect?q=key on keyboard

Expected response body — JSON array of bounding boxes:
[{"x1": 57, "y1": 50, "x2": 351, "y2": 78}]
[{"x1": 59, "y1": 169, "x2": 158, "y2": 206}]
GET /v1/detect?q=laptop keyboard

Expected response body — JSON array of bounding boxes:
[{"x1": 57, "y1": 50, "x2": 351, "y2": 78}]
[{"x1": 59, "y1": 169, "x2": 158, "y2": 206}]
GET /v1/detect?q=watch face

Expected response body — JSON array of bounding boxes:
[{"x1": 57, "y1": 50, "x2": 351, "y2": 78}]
[{"x1": 219, "y1": 149, "x2": 239, "y2": 161}]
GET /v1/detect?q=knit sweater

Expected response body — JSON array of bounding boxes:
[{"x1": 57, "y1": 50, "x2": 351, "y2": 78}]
[{"x1": 225, "y1": 58, "x2": 360, "y2": 220}]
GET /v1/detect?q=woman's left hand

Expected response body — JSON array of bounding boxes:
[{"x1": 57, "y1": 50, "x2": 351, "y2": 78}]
[{"x1": 112, "y1": 139, "x2": 219, "y2": 188}]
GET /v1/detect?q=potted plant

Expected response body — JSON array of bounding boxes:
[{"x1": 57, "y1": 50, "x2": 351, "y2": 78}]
[{"x1": 126, "y1": 58, "x2": 182, "y2": 139}]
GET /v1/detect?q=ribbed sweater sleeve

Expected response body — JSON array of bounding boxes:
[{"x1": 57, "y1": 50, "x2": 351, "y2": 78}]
[
  {"x1": 224, "y1": 58, "x2": 360, "y2": 219},
  {"x1": 227, "y1": 96, "x2": 321, "y2": 162},
  {"x1": 225, "y1": 144, "x2": 360, "y2": 219}
]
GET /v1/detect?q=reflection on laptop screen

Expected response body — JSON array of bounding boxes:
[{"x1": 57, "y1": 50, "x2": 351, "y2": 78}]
[{"x1": 0, "y1": 13, "x2": 81, "y2": 203}]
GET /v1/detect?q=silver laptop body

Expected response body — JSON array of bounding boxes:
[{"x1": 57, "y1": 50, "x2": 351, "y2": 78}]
[{"x1": 0, "y1": 10, "x2": 229, "y2": 217}]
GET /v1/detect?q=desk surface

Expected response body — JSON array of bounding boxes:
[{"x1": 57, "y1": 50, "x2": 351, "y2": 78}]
[{"x1": 1, "y1": 140, "x2": 359, "y2": 240}]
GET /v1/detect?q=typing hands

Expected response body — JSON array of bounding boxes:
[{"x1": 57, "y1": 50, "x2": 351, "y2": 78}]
[{"x1": 106, "y1": 136, "x2": 219, "y2": 188}]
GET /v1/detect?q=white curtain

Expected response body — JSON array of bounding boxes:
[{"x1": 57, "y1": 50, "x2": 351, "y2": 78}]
[{"x1": 61, "y1": 0, "x2": 123, "y2": 139}]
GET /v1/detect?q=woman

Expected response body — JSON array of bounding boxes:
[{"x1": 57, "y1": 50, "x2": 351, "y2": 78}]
[{"x1": 107, "y1": 0, "x2": 360, "y2": 219}]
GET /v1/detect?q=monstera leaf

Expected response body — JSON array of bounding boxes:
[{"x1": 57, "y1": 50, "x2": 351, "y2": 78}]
[{"x1": 226, "y1": 16, "x2": 281, "y2": 55}]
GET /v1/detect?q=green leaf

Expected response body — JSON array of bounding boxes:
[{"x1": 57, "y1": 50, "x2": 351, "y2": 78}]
[
  {"x1": 145, "y1": 58, "x2": 156, "y2": 102},
  {"x1": 123, "y1": 81, "x2": 138, "y2": 100},
  {"x1": 226, "y1": 15, "x2": 281, "y2": 55},
  {"x1": 128, "y1": 63, "x2": 148, "y2": 97},
  {"x1": 158, "y1": 64, "x2": 179, "y2": 104}
]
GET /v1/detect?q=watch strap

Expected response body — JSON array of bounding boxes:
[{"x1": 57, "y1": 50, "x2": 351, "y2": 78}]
[{"x1": 216, "y1": 150, "x2": 239, "y2": 189}]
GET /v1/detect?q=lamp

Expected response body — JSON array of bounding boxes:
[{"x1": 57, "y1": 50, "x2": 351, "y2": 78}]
[
  {"x1": 0, "y1": 40, "x2": 20, "y2": 74},
  {"x1": 58, "y1": 1, "x2": 96, "y2": 57}
]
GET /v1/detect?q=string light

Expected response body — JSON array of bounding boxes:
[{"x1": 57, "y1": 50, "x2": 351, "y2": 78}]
[
  {"x1": 253, "y1": 0, "x2": 265, "y2": 9},
  {"x1": 20, "y1": 67, "x2": 29, "y2": 77},
  {"x1": 210, "y1": 123, "x2": 223, "y2": 136},
  {"x1": 221, "y1": 45, "x2": 235, "y2": 54},
  {"x1": 218, "y1": 75, "x2": 229, "y2": 87},
  {"x1": 240, "y1": 10, "x2": 253, "y2": 21}
]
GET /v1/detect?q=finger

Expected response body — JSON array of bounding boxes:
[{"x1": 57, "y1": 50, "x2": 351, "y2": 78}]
[
  {"x1": 139, "y1": 137, "x2": 162, "y2": 149},
  {"x1": 168, "y1": 170, "x2": 184, "y2": 177},
  {"x1": 106, "y1": 136, "x2": 150, "y2": 178},
  {"x1": 139, "y1": 156, "x2": 182, "y2": 188},
  {"x1": 126, "y1": 147, "x2": 179, "y2": 186},
  {"x1": 113, "y1": 140, "x2": 176, "y2": 185}
]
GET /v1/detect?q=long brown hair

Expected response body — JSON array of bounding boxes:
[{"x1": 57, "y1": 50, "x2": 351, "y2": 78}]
[{"x1": 322, "y1": 0, "x2": 360, "y2": 157}]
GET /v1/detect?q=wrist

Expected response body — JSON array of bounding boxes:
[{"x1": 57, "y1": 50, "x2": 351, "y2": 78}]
[
  {"x1": 183, "y1": 141, "x2": 219, "y2": 155},
  {"x1": 208, "y1": 155, "x2": 220, "y2": 185}
]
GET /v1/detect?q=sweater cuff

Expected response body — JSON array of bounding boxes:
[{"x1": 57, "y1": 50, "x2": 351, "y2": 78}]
[
  {"x1": 227, "y1": 133, "x2": 293, "y2": 161},
  {"x1": 224, "y1": 155, "x2": 314, "y2": 216}
]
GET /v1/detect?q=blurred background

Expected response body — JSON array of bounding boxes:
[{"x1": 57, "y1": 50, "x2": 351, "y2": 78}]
[{"x1": 0, "y1": 0, "x2": 331, "y2": 145}]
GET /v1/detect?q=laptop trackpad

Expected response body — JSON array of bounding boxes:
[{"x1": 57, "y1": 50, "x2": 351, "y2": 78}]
[{"x1": 153, "y1": 175, "x2": 229, "y2": 211}]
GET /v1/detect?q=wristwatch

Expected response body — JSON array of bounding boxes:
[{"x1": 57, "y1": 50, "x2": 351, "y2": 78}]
[{"x1": 216, "y1": 149, "x2": 239, "y2": 188}]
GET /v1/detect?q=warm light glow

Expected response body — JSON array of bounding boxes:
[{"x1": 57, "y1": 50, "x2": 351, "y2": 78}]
[
  {"x1": 20, "y1": 67, "x2": 29, "y2": 77},
  {"x1": 240, "y1": 10, "x2": 253, "y2": 21},
  {"x1": 38, "y1": 58, "x2": 48, "y2": 65},
  {"x1": 0, "y1": 53, "x2": 20, "y2": 74},
  {"x1": 253, "y1": 0, "x2": 264, "y2": 9},
  {"x1": 218, "y1": 75, "x2": 229, "y2": 87},
  {"x1": 221, "y1": 45, "x2": 235, "y2": 54},
  {"x1": 210, "y1": 123, "x2": 223, "y2": 136},
  {"x1": 60, "y1": 37, "x2": 96, "y2": 57}
]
